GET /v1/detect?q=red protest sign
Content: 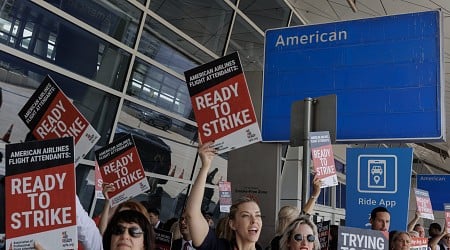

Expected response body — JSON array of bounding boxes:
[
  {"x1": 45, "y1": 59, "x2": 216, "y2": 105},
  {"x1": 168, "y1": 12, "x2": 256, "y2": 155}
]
[
  {"x1": 410, "y1": 237, "x2": 428, "y2": 250},
  {"x1": 185, "y1": 52, "x2": 261, "y2": 153},
  {"x1": 445, "y1": 203, "x2": 450, "y2": 233},
  {"x1": 414, "y1": 188, "x2": 434, "y2": 220},
  {"x1": 18, "y1": 75, "x2": 100, "y2": 165},
  {"x1": 310, "y1": 131, "x2": 338, "y2": 187},
  {"x1": 95, "y1": 161, "x2": 104, "y2": 199},
  {"x1": 95, "y1": 134, "x2": 150, "y2": 207},
  {"x1": 5, "y1": 137, "x2": 77, "y2": 249}
]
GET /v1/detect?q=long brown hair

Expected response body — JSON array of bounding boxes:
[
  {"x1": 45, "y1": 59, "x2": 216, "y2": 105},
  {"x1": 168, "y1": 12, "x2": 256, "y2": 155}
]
[
  {"x1": 228, "y1": 196, "x2": 261, "y2": 244},
  {"x1": 117, "y1": 200, "x2": 151, "y2": 222}
]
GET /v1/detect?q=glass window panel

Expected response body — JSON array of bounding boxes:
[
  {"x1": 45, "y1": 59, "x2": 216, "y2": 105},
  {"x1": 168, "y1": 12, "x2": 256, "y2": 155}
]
[
  {"x1": 290, "y1": 14, "x2": 304, "y2": 26},
  {"x1": 238, "y1": 0, "x2": 290, "y2": 31},
  {"x1": 91, "y1": 177, "x2": 191, "y2": 224},
  {"x1": 119, "y1": 101, "x2": 197, "y2": 147},
  {"x1": 312, "y1": 173, "x2": 331, "y2": 206},
  {"x1": 139, "y1": 16, "x2": 214, "y2": 75},
  {"x1": 317, "y1": 186, "x2": 331, "y2": 206},
  {"x1": 0, "y1": 50, "x2": 120, "y2": 157},
  {"x1": 189, "y1": 142, "x2": 228, "y2": 216},
  {"x1": 149, "y1": 0, "x2": 233, "y2": 56},
  {"x1": 108, "y1": 106, "x2": 227, "y2": 222},
  {"x1": 44, "y1": 0, "x2": 142, "y2": 48},
  {"x1": 0, "y1": 1, "x2": 131, "y2": 90},
  {"x1": 335, "y1": 160, "x2": 345, "y2": 174},
  {"x1": 337, "y1": 183, "x2": 346, "y2": 209},
  {"x1": 228, "y1": 15, "x2": 264, "y2": 71},
  {"x1": 127, "y1": 59, "x2": 193, "y2": 119},
  {"x1": 76, "y1": 164, "x2": 95, "y2": 210}
]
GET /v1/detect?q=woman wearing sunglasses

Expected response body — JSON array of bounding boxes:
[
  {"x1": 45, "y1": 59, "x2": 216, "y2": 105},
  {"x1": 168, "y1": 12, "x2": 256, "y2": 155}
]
[
  {"x1": 103, "y1": 210, "x2": 155, "y2": 250},
  {"x1": 279, "y1": 216, "x2": 320, "y2": 250},
  {"x1": 186, "y1": 141, "x2": 264, "y2": 250},
  {"x1": 389, "y1": 231, "x2": 411, "y2": 250}
]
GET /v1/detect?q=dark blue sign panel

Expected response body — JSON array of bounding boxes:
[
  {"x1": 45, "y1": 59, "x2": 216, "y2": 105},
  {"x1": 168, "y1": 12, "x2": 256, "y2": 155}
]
[
  {"x1": 338, "y1": 226, "x2": 388, "y2": 250},
  {"x1": 263, "y1": 11, "x2": 444, "y2": 142},
  {"x1": 346, "y1": 148, "x2": 413, "y2": 231},
  {"x1": 417, "y1": 174, "x2": 450, "y2": 211}
]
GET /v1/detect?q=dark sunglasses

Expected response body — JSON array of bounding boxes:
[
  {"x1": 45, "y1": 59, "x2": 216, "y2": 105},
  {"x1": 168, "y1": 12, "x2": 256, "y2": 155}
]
[
  {"x1": 293, "y1": 234, "x2": 315, "y2": 243},
  {"x1": 112, "y1": 225, "x2": 144, "y2": 238}
]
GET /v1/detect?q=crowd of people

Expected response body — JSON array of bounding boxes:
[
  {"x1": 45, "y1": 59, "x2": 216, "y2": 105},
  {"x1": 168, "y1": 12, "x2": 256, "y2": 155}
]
[{"x1": 21, "y1": 141, "x2": 450, "y2": 250}]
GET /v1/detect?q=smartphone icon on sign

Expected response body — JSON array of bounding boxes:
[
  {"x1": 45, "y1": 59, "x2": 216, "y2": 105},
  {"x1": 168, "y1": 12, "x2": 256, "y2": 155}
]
[{"x1": 368, "y1": 159, "x2": 386, "y2": 188}]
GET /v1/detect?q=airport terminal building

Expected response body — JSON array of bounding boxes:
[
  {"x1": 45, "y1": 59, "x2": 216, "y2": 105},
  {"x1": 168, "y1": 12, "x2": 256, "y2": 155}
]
[{"x1": 0, "y1": 0, "x2": 448, "y2": 246}]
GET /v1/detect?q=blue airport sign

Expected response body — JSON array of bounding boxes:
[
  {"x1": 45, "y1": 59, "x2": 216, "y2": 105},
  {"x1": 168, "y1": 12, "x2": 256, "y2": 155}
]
[
  {"x1": 262, "y1": 10, "x2": 444, "y2": 142},
  {"x1": 346, "y1": 148, "x2": 413, "y2": 231},
  {"x1": 417, "y1": 174, "x2": 450, "y2": 211}
]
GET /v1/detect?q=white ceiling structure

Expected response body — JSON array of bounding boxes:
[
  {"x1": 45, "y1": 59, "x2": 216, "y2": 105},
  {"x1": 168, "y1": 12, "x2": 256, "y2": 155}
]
[{"x1": 288, "y1": 0, "x2": 450, "y2": 175}]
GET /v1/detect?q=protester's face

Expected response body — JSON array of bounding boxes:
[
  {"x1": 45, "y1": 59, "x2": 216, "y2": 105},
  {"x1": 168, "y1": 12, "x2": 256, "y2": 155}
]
[
  {"x1": 288, "y1": 223, "x2": 315, "y2": 250},
  {"x1": 110, "y1": 222, "x2": 145, "y2": 250},
  {"x1": 229, "y1": 201, "x2": 262, "y2": 244},
  {"x1": 148, "y1": 213, "x2": 158, "y2": 226},
  {"x1": 414, "y1": 225, "x2": 425, "y2": 237},
  {"x1": 370, "y1": 212, "x2": 390, "y2": 231},
  {"x1": 179, "y1": 214, "x2": 190, "y2": 236},
  {"x1": 442, "y1": 235, "x2": 450, "y2": 247},
  {"x1": 392, "y1": 233, "x2": 411, "y2": 250}
]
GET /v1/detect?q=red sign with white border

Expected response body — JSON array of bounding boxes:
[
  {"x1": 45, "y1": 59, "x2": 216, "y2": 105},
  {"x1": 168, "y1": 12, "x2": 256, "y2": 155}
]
[
  {"x1": 310, "y1": 131, "x2": 338, "y2": 187},
  {"x1": 185, "y1": 52, "x2": 261, "y2": 154},
  {"x1": 5, "y1": 137, "x2": 77, "y2": 249},
  {"x1": 18, "y1": 75, "x2": 100, "y2": 165},
  {"x1": 95, "y1": 134, "x2": 150, "y2": 207},
  {"x1": 414, "y1": 188, "x2": 434, "y2": 220}
]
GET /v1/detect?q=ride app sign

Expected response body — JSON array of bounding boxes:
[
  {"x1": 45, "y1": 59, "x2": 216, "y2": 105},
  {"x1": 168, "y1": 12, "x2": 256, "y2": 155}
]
[{"x1": 346, "y1": 147, "x2": 413, "y2": 231}]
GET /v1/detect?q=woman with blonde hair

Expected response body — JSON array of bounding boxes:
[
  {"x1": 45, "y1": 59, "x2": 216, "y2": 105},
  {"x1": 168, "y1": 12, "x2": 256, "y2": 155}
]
[
  {"x1": 186, "y1": 142, "x2": 263, "y2": 249},
  {"x1": 270, "y1": 176, "x2": 321, "y2": 250},
  {"x1": 389, "y1": 231, "x2": 411, "y2": 250},
  {"x1": 279, "y1": 215, "x2": 320, "y2": 250}
]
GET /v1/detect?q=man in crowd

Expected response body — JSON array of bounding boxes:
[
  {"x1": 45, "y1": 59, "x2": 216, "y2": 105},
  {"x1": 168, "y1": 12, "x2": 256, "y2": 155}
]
[
  {"x1": 407, "y1": 210, "x2": 425, "y2": 237},
  {"x1": 172, "y1": 212, "x2": 195, "y2": 250},
  {"x1": 148, "y1": 207, "x2": 165, "y2": 229},
  {"x1": 429, "y1": 222, "x2": 444, "y2": 249},
  {"x1": 370, "y1": 206, "x2": 390, "y2": 231}
]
